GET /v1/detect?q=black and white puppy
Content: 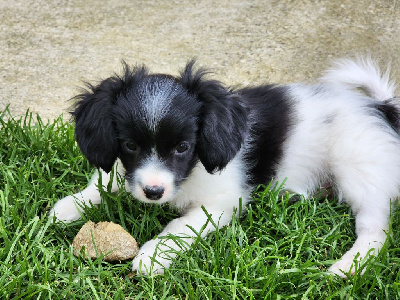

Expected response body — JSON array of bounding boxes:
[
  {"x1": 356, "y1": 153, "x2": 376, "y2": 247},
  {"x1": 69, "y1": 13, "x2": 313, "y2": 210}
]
[{"x1": 50, "y1": 58, "x2": 400, "y2": 277}]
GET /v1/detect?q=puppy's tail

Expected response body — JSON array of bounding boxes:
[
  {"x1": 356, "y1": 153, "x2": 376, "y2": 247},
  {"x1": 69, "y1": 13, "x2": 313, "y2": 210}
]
[{"x1": 321, "y1": 57, "x2": 397, "y2": 101}]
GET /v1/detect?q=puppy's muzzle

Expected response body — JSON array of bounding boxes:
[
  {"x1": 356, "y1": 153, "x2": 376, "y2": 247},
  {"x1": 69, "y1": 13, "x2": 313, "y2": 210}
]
[{"x1": 143, "y1": 185, "x2": 165, "y2": 200}]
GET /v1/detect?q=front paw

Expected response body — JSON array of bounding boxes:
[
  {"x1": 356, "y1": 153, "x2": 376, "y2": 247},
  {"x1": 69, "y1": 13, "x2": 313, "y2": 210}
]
[
  {"x1": 131, "y1": 239, "x2": 173, "y2": 275},
  {"x1": 49, "y1": 195, "x2": 83, "y2": 223}
]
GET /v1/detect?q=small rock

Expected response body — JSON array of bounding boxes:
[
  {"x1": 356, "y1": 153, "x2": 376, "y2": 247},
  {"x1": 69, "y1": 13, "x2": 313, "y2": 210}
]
[{"x1": 72, "y1": 221, "x2": 139, "y2": 262}]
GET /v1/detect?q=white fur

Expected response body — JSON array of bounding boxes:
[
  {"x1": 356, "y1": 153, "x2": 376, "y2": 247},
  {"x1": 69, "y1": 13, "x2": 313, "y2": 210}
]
[
  {"x1": 274, "y1": 59, "x2": 400, "y2": 277},
  {"x1": 49, "y1": 162, "x2": 123, "y2": 222},
  {"x1": 50, "y1": 156, "x2": 249, "y2": 275},
  {"x1": 132, "y1": 157, "x2": 249, "y2": 273},
  {"x1": 321, "y1": 56, "x2": 396, "y2": 101},
  {"x1": 142, "y1": 78, "x2": 179, "y2": 132}
]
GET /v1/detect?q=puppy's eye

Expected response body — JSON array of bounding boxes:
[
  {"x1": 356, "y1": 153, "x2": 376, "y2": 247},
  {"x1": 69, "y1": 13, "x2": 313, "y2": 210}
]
[
  {"x1": 123, "y1": 141, "x2": 138, "y2": 152},
  {"x1": 175, "y1": 142, "x2": 189, "y2": 154}
]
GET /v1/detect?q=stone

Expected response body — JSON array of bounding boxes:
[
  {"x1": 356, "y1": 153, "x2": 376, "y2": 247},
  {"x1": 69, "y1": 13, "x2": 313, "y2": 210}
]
[{"x1": 72, "y1": 221, "x2": 139, "y2": 262}]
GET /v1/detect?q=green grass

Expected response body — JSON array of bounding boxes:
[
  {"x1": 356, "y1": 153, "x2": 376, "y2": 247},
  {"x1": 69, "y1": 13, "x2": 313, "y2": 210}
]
[{"x1": 1, "y1": 109, "x2": 400, "y2": 299}]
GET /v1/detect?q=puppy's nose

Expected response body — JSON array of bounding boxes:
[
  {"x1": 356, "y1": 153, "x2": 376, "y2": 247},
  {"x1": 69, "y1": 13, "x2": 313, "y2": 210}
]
[{"x1": 143, "y1": 185, "x2": 165, "y2": 200}]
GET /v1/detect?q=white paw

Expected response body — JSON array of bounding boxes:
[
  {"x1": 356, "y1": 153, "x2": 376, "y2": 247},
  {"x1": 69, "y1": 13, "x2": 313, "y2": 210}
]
[
  {"x1": 131, "y1": 239, "x2": 173, "y2": 275},
  {"x1": 328, "y1": 250, "x2": 372, "y2": 278},
  {"x1": 328, "y1": 258, "x2": 359, "y2": 278},
  {"x1": 328, "y1": 236, "x2": 383, "y2": 277},
  {"x1": 49, "y1": 195, "x2": 83, "y2": 223}
]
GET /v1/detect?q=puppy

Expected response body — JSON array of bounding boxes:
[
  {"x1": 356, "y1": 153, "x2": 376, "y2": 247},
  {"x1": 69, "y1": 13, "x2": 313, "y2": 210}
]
[{"x1": 50, "y1": 58, "x2": 400, "y2": 277}]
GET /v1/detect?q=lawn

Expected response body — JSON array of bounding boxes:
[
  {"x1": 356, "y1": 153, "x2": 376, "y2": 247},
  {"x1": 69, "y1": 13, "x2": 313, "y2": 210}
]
[{"x1": 1, "y1": 109, "x2": 400, "y2": 299}]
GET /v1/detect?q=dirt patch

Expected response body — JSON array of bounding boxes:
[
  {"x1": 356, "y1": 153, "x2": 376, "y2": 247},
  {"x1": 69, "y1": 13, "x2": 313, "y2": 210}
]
[{"x1": 1, "y1": 0, "x2": 399, "y2": 121}]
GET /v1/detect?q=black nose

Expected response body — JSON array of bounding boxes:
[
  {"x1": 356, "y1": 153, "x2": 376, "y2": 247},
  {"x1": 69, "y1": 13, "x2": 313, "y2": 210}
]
[{"x1": 143, "y1": 185, "x2": 165, "y2": 200}]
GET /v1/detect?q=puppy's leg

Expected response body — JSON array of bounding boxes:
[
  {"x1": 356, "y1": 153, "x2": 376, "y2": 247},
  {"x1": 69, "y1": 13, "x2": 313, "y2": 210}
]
[
  {"x1": 49, "y1": 166, "x2": 120, "y2": 223},
  {"x1": 132, "y1": 205, "x2": 234, "y2": 275},
  {"x1": 329, "y1": 202, "x2": 389, "y2": 277},
  {"x1": 328, "y1": 168, "x2": 395, "y2": 277},
  {"x1": 321, "y1": 110, "x2": 400, "y2": 277}
]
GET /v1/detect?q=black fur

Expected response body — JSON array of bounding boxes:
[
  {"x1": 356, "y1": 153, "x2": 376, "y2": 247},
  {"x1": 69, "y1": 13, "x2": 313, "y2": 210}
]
[
  {"x1": 374, "y1": 99, "x2": 400, "y2": 132},
  {"x1": 238, "y1": 85, "x2": 293, "y2": 185},
  {"x1": 180, "y1": 61, "x2": 248, "y2": 173},
  {"x1": 72, "y1": 63, "x2": 148, "y2": 172}
]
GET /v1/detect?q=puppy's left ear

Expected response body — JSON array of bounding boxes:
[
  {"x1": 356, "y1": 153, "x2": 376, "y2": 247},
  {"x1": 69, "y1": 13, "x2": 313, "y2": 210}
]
[{"x1": 180, "y1": 61, "x2": 248, "y2": 173}]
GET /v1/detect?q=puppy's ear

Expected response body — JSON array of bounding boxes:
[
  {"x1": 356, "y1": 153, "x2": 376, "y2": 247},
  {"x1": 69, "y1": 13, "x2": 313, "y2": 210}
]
[
  {"x1": 180, "y1": 60, "x2": 248, "y2": 173},
  {"x1": 72, "y1": 63, "x2": 148, "y2": 173}
]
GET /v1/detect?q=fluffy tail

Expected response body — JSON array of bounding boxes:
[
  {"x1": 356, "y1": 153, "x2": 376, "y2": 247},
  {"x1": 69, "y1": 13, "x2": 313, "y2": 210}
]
[{"x1": 321, "y1": 57, "x2": 397, "y2": 101}]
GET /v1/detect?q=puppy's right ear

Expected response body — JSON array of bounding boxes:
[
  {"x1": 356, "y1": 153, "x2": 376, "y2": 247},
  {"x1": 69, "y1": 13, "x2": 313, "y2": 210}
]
[{"x1": 72, "y1": 63, "x2": 147, "y2": 173}]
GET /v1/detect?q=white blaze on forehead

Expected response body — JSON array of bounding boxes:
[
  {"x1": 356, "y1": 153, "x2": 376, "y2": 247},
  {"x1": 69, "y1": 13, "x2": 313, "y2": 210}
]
[{"x1": 140, "y1": 77, "x2": 181, "y2": 131}]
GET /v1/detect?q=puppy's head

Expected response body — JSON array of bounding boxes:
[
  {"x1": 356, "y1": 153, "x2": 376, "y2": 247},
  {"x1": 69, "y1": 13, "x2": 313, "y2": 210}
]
[{"x1": 72, "y1": 61, "x2": 247, "y2": 204}]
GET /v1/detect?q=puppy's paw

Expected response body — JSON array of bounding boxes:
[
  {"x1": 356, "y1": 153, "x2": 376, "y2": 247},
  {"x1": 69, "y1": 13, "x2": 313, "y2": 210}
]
[
  {"x1": 328, "y1": 253, "x2": 370, "y2": 278},
  {"x1": 328, "y1": 258, "x2": 357, "y2": 278},
  {"x1": 328, "y1": 238, "x2": 382, "y2": 277},
  {"x1": 49, "y1": 195, "x2": 83, "y2": 223},
  {"x1": 132, "y1": 239, "x2": 172, "y2": 275}
]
